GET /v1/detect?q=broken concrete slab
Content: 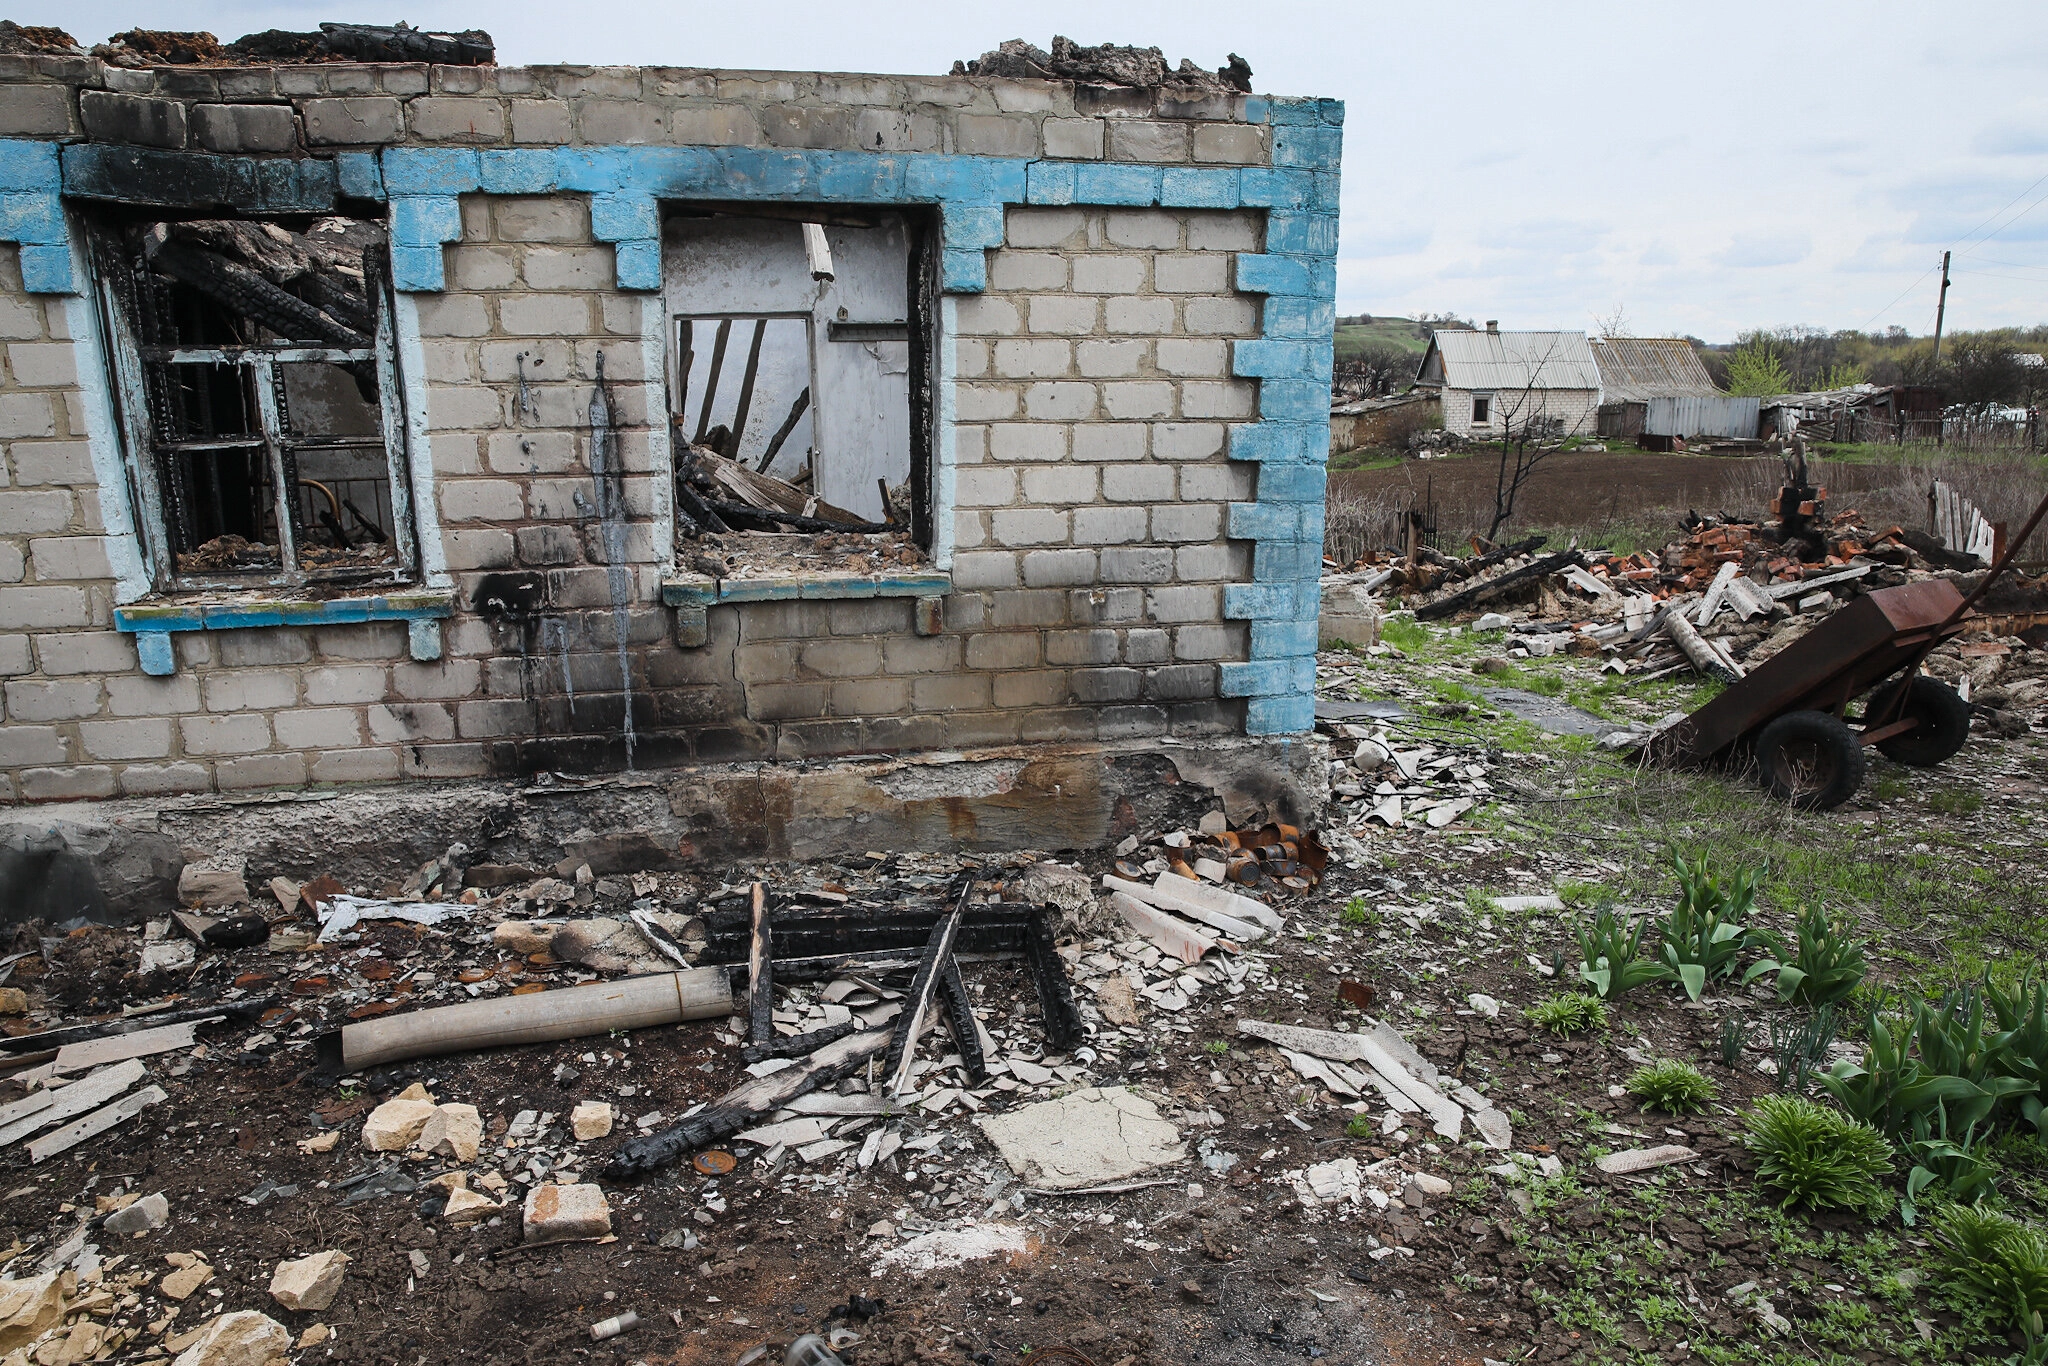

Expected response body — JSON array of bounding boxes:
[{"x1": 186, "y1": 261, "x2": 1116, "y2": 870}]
[
  {"x1": 873, "y1": 1223, "x2": 1036, "y2": 1276},
  {"x1": 977, "y1": 1085, "x2": 1186, "y2": 1191},
  {"x1": 103, "y1": 1190, "x2": 169, "y2": 1236},
  {"x1": 269, "y1": 1250, "x2": 349, "y2": 1312},
  {"x1": 0, "y1": 817, "x2": 183, "y2": 929}
]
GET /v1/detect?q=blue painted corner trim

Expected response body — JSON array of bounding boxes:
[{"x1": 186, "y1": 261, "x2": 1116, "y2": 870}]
[{"x1": 0, "y1": 141, "x2": 70, "y2": 292}]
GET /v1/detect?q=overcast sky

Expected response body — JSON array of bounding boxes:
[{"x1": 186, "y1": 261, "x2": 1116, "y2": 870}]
[{"x1": 38, "y1": 0, "x2": 2048, "y2": 342}]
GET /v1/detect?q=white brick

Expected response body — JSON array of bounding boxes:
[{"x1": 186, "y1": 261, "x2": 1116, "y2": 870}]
[
  {"x1": 499, "y1": 294, "x2": 593, "y2": 335},
  {"x1": 119, "y1": 762, "x2": 212, "y2": 796},
  {"x1": 1020, "y1": 466, "x2": 1098, "y2": 504},
  {"x1": 988, "y1": 253, "x2": 1067, "y2": 291},
  {"x1": 106, "y1": 673, "x2": 199, "y2": 715},
  {"x1": 988, "y1": 424, "x2": 1067, "y2": 463},
  {"x1": 1022, "y1": 549, "x2": 1098, "y2": 587},
  {"x1": 204, "y1": 671, "x2": 299, "y2": 712},
  {"x1": 5, "y1": 677, "x2": 100, "y2": 720},
  {"x1": 27, "y1": 535, "x2": 111, "y2": 581},
  {"x1": 78, "y1": 718, "x2": 173, "y2": 761},
  {"x1": 0, "y1": 490, "x2": 76, "y2": 534},
  {"x1": 216, "y1": 753, "x2": 308, "y2": 790},
  {"x1": 9, "y1": 443, "x2": 94, "y2": 485},
  {"x1": 440, "y1": 479, "x2": 527, "y2": 521},
  {"x1": 33, "y1": 630, "x2": 134, "y2": 674},
  {"x1": 954, "y1": 338, "x2": 990, "y2": 377},
  {"x1": 1073, "y1": 505, "x2": 1148, "y2": 544},
  {"x1": 1185, "y1": 297, "x2": 1260, "y2": 335},
  {"x1": 1025, "y1": 383, "x2": 1097, "y2": 421},
  {"x1": 1102, "y1": 382, "x2": 1175, "y2": 420},
  {"x1": 1155, "y1": 339, "x2": 1228, "y2": 377},
  {"x1": 1187, "y1": 213, "x2": 1263, "y2": 252},
  {"x1": 0, "y1": 724, "x2": 67, "y2": 766},
  {"x1": 0, "y1": 634, "x2": 28, "y2": 674},
  {"x1": 952, "y1": 295, "x2": 1021, "y2": 336},
  {"x1": 1176, "y1": 544, "x2": 1239, "y2": 580},
  {"x1": 1076, "y1": 341, "x2": 1148, "y2": 378},
  {"x1": 1105, "y1": 297, "x2": 1177, "y2": 335},
  {"x1": 1072, "y1": 256, "x2": 1146, "y2": 294},
  {"x1": 7, "y1": 341, "x2": 76, "y2": 387},
  {"x1": 1102, "y1": 464, "x2": 1176, "y2": 502},
  {"x1": 1103, "y1": 211, "x2": 1183, "y2": 249},
  {"x1": 1073, "y1": 423, "x2": 1147, "y2": 462},
  {"x1": 1041, "y1": 119, "x2": 1103, "y2": 160},
  {"x1": 1027, "y1": 296, "x2": 1098, "y2": 335},
  {"x1": 1155, "y1": 254, "x2": 1231, "y2": 292},
  {"x1": 306, "y1": 665, "x2": 388, "y2": 705},
  {"x1": 956, "y1": 467, "x2": 1018, "y2": 508},
  {"x1": 1153, "y1": 504, "x2": 1222, "y2": 542},
  {"x1": 990, "y1": 509, "x2": 1070, "y2": 547},
  {"x1": 1152, "y1": 422, "x2": 1226, "y2": 461},
  {"x1": 955, "y1": 384, "x2": 1022, "y2": 421},
  {"x1": 0, "y1": 392, "x2": 55, "y2": 438},
  {"x1": 992, "y1": 339, "x2": 1070, "y2": 379},
  {"x1": 274, "y1": 708, "x2": 365, "y2": 749},
  {"x1": 950, "y1": 551, "x2": 1020, "y2": 590},
  {"x1": 1179, "y1": 464, "x2": 1255, "y2": 501},
  {"x1": 0, "y1": 585, "x2": 86, "y2": 629},
  {"x1": 1183, "y1": 381, "x2": 1257, "y2": 419},
  {"x1": 181, "y1": 713, "x2": 273, "y2": 755}
]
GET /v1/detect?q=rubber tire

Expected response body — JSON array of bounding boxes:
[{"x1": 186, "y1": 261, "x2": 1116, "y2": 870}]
[
  {"x1": 1755, "y1": 709, "x2": 1866, "y2": 811},
  {"x1": 1866, "y1": 675, "x2": 1973, "y2": 767}
]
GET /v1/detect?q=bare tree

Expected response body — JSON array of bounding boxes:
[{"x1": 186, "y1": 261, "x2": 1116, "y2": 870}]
[
  {"x1": 1593, "y1": 303, "x2": 1632, "y2": 339},
  {"x1": 1484, "y1": 336, "x2": 1589, "y2": 541}
]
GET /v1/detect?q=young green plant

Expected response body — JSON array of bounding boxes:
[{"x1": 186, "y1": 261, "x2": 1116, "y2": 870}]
[
  {"x1": 1576, "y1": 909, "x2": 1669, "y2": 1001},
  {"x1": 1742, "y1": 1094, "x2": 1893, "y2": 1212},
  {"x1": 1627, "y1": 1060, "x2": 1716, "y2": 1115}
]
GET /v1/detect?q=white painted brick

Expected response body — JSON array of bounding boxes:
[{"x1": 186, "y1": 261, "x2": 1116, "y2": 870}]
[
  {"x1": 1182, "y1": 381, "x2": 1257, "y2": 419},
  {"x1": 1187, "y1": 213, "x2": 1263, "y2": 252},
  {"x1": 78, "y1": 718, "x2": 173, "y2": 761},
  {"x1": 952, "y1": 295, "x2": 1022, "y2": 336},
  {"x1": 1072, "y1": 423, "x2": 1148, "y2": 463},
  {"x1": 990, "y1": 509, "x2": 1070, "y2": 547},
  {"x1": 305, "y1": 665, "x2": 388, "y2": 706},
  {"x1": 1184, "y1": 297, "x2": 1260, "y2": 334},
  {"x1": 1102, "y1": 464, "x2": 1176, "y2": 503},
  {"x1": 1022, "y1": 549, "x2": 1098, "y2": 587},
  {"x1": 28, "y1": 535, "x2": 112, "y2": 581},
  {"x1": 1152, "y1": 504, "x2": 1222, "y2": 542},
  {"x1": 1155, "y1": 254, "x2": 1231, "y2": 292},
  {"x1": 1076, "y1": 341, "x2": 1148, "y2": 378},
  {"x1": 0, "y1": 724, "x2": 66, "y2": 766},
  {"x1": 0, "y1": 633, "x2": 28, "y2": 674},
  {"x1": 440, "y1": 479, "x2": 527, "y2": 521},
  {"x1": 1071, "y1": 256, "x2": 1146, "y2": 294},
  {"x1": 9, "y1": 442, "x2": 94, "y2": 485},
  {"x1": 1104, "y1": 296, "x2": 1176, "y2": 334},
  {"x1": 1152, "y1": 421, "x2": 1227, "y2": 461},
  {"x1": 1155, "y1": 339, "x2": 1228, "y2": 377},
  {"x1": 992, "y1": 339, "x2": 1070, "y2": 379},
  {"x1": 8, "y1": 342, "x2": 76, "y2": 387},
  {"x1": 1073, "y1": 506, "x2": 1148, "y2": 545},
  {"x1": 1103, "y1": 211, "x2": 1182, "y2": 250},
  {"x1": 1020, "y1": 466, "x2": 1099, "y2": 504},
  {"x1": 5, "y1": 677, "x2": 99, "y2": 720},
  {"x1": 1027, "y1": 296, "x2": 1098, "y2": 335},
  {"x1": 988, "y1": 422, "x2": 1068, "y2": 463},
  {"x1": 180, "y1": 713, "x2": 273, "y2": 755},
  {"x1": 1025, "y1": 383, "x2": 1097, "y2": 421},
  {"x1": 33, "y1": 630, "x2": 133, "y2": 674},
  {"x1": 106, "y1": 673, "x2": 199, "y2": 715},
  {"x1": 0, "y1": 490, "x2": 76, "y2": 534},
  {"x1": 956, "y1": 467, "x2": 1018, "y2": 508},
  {"x1": 1005, "y1": 208, "x2": 1088, "y2": 248},
  {"x1": 274, "y1": 708, "x2": 366, "y2": 749},
  {"x1": 955, "y1": 384, "x2": 1022, "y2": 422},
  {"x1": 950, "y1": 551, "x2": 1020, "y2": 590},
  {"x1": 988, "y1": 253, "x2": 1068, "y2": 291},
  {"x1": 1102, "y1": 382, "x2": 1175, "y2": 420}
]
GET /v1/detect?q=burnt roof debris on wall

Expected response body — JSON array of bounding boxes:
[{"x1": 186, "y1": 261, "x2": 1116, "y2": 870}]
[
  {"x1": 0, "y1": 21, "x2": 85, "y2": 56},
  {"x1": 954, "y1": 36, "x2": 1252, "y2": 94},
  {"x1": 89, "y1": 21, "x2": 495, "y2": 68}
]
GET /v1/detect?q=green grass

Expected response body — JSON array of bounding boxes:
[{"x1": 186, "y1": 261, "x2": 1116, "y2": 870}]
[
  {"x1": 1744, "y1": 1096, "x2": 1894, "y2": 1211},
  {"x1": 1378, "y1": 615, "x2": 1431, "y2": 652},
  {"x1": 1333, "y1": 318, "x2": 1433, "y2": 361},
  {"x1": 1526, "y1": 992, "x2": 1611, "y2": 1036},
  {"x1": 1627, "y1": 1059, "x2": 1718, "y2": 1114},
  {"x1": 1327, "y1": 446, "x2": 1405, "y2": 472},
  {"x1": 1340, "y1": 895, "x2": 1376, "y2": 927}
]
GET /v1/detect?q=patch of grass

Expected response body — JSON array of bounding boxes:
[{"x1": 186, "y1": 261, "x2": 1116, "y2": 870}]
[
  {"x1": 1340, "y1": 895, "x2": 1376, "y2": 927},
  {"x1": 1931, "y1": 1204, "x2": 2048, "y2": 1358},
  {"x1": 1869, "y1": 773, "x2": 1911, "y2": 801},
  {"x1": 1628, "y1": 1059, "x2": 1718, "y2": 1115},
  {"x1": 1378, "y1": 615, "x2": 1431, "y2": 652},
  {"x1": 1928, "y1": 787, "x2": 1986, "y2": 817},
  {"x1": 1525, "y1": 992, "x2": 1610, "y2": 1036},
  {"x1": 1202, "y1": 1039, "x2": 1229, "y2": 1056},
  {"x1": 1344, "y1": 1114, "x2": 1376, "y2": 1139},
  {"x1": 1327, "y1": 446, "x2": 1405, "y2": 473},
  {"x1": 1742, "y1": 1095, "x2": 1893, "y2": 1211}
]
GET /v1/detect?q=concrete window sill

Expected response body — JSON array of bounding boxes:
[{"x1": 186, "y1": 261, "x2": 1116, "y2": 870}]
[
  {"x1": 113, "y1": 590, "x2": 456, "y2": 675},
  {"x1": 659, "y1": 570, "x2": 950, "y2": 646}
]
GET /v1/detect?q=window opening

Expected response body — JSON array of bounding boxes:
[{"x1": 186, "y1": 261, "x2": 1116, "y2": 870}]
[
  {"x1": 1472, "y1": 395, "x2": 1490, "y2": 425},
  {"x1": 93, "y1": 215, "x2": 416, "y2": 591}
]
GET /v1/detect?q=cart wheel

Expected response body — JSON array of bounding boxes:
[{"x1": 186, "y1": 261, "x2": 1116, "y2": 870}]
[
  {"x1": 1865, "y1": 676, "x2": 1972, "y2": 767},
  {"x1": 1755, "y1": 710, "x2": 1865, "y2": 811}
]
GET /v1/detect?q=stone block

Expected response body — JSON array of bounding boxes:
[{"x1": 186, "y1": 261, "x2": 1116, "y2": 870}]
[
  {"x1": 1042, "y1": 117, "x2": 1103, "y2": 160},
  {"x1": 167, "y1": 1310, "x2": 289, "y2": 1366},
  {"x1": 78, "y1": 718, "x2": 172, "y2": 761},
  {"x1": 215, "y1": 752, "x2": 308, "y2": 790},
  {"x1": 571, "y1": 1101, "x2": 613, "y2": 1140},
  {"x1": 0, "y1": 84, "x2": 71, "y2": 136},
  {"x1": 302, "y1": 97, "x2": 405, "y2": 145},
  {"x1": 78, "y1": 91, "x2": 186, "y2": 148},
  {"x1": 361, "y1": 1096, "x2": 438, "y2": 1151},
  {"x1": 524, "y1": 1181, "x2": 612, "y2": 1243},
  {"x1": 269, "y1": 1251, "x2": 349, "y2": 1313},
  {"x1": 419, "y1": 1103, "x2": 482, "y2": 1160},
  {"x1": 5, "y1": 677, "x2": 99, "y2": 721},
  {"x1": 511, "y1": 99, "x2": 573, "y2": 144},
  {"x1": 190, "y1": 103, "x2": 297, "y2": 154},
  {"x1": 1107, "y1": 121, "x2": 1190, "y2": 162}
]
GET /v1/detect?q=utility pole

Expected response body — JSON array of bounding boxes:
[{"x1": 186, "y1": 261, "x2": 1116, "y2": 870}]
[{"x1": 1932, "y1": 250, "x2": 1953, "y2": 363}]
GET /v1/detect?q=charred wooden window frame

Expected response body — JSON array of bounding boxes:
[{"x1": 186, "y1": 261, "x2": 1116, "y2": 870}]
[
  {"x1": 659, "y1": 201, "x2": 940, "y2": 556},
  {"x1": 86, "y1": 213, "x2": 422, "y2": 595}
]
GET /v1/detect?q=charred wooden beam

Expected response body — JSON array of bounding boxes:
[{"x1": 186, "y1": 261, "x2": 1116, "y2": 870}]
[
  {"x1": 699, "y1": 497, "x2": 890, "y2": 535},
  {"x1": 740, "y1": 1020, "x2": 857, "y2": 1065},
  {"x1": 1415, "y1": 549, "x2": 1585, "y2": 621},
  {"x1": 880, "y1": 883, "x2": 968, "y2": 1096},
  {"x1": 746, "y1": 882, "x2": 773, "y2": 1047},
  {"x1": 0, "y1": 997, "x2": 273, "y2": 1055},
  {"x1": 604, "y1": 1026, "x2": 890, "y2": 1181},
  {"x1": 936, "y1": 957, "x2": 987, "y2": 1085},
  {"x1": 145, "y1": 238, "x2": 367, "y2": 348},
  {"x1": 1024, "y1": 909, "x2": 1083, "y2": 1053}
]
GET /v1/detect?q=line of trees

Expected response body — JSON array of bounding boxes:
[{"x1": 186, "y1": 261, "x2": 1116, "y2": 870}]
[{"x1": 1704, "y1": 325, "x2": 2048, "y2": 407}]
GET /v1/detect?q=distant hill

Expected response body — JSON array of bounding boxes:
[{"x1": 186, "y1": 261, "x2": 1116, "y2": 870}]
[{"x1": 1335, "y1": 317, "x2": 1435, "y2": 363}]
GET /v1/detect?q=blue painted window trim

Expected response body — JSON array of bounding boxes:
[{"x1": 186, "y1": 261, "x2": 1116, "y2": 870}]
[
  {"x1": 1, "y1": 98, "x2": 1339, "y2": 733},
  {"x1": 113, "y1": 591, "x2": 455, "y2": 676}
]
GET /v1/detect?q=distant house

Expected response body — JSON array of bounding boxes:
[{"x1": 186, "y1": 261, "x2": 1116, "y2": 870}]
[
  {"x1": 1413, "y1": 323, "x2": 1602, "y2": 439},
  {"x1": 1590, "y1": 337, "x2": 1758, "y2": 440}
]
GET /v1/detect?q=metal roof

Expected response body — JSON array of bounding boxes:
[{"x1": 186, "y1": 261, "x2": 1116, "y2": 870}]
[
  {"x1": 1415, "y1": 330, "x2": 1601, "y2": 392},
  {"x1": 1589, "y1": 337, "x2": 1722, "y2": 403}
]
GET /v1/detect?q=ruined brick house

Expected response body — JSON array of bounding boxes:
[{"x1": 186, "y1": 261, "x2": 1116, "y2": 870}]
[{"x1": 0, "y1": 34, "x2": 1340, "y2": 856}]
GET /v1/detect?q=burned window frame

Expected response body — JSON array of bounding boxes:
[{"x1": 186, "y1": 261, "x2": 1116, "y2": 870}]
[{"x1": 87, "y1": 213, "x2": 421, "y2": 595}]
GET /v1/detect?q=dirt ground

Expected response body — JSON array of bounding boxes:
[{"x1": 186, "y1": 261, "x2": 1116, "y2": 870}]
[{"x1": 4, "y1": 609, "x2": 2047, "y2": 1366}]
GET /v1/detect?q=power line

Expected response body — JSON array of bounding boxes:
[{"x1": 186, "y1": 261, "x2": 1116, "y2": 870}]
[{"x1": 1863, "y1": 170, "x2": 2048, "y2": 330}]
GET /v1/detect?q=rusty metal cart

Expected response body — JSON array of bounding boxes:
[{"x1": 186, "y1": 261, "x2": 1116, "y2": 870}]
[{"x1": 1668, "y1": 489, "x2": 2048, "y2": 810}]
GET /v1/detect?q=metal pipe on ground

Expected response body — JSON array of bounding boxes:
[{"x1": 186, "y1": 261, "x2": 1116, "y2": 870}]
[{"x1": 321, "y1": 969, "x2": 733, "y2": 1072}]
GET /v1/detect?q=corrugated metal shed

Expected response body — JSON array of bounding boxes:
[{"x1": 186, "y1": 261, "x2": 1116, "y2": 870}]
[
  {"x1": 1414, "y1": 330, "x2": 1601, "y2": 392},
  {"x1": 1646, "y1": 394, "x2": 1761, "y2": 439},
  {"x1": 1590, "y1": 337, "x2": 1721, "y2": 403}
]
